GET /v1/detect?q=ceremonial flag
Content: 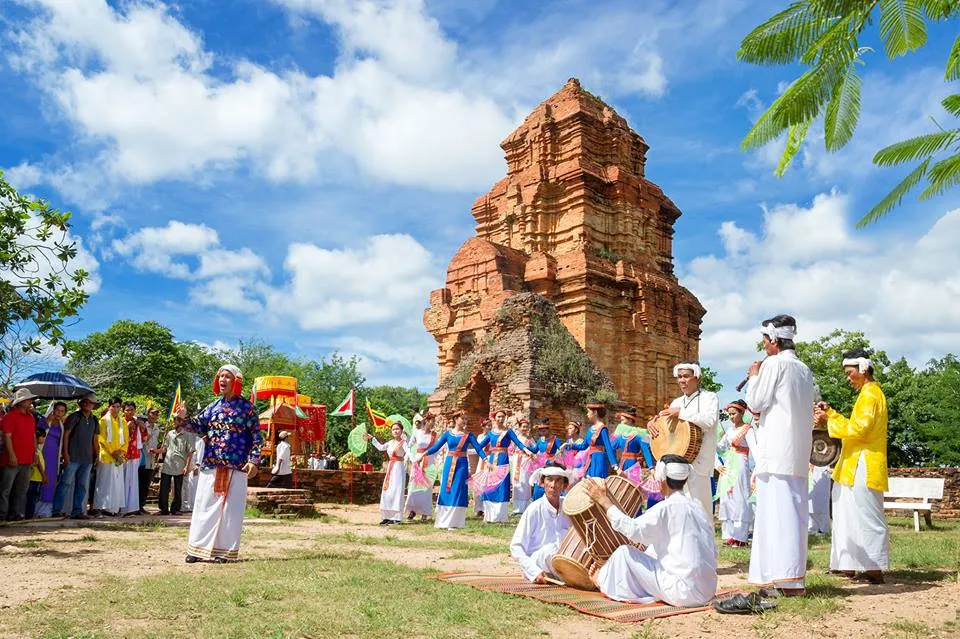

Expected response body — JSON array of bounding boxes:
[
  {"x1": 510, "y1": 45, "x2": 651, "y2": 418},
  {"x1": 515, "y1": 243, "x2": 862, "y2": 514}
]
[
  {"x1": 366, "y1": 399, "x2": 388, "y2": 429},
  {"x1": 331, "y1": 388, "x2": 354, "y2": 416},
  {"x1": 168, "y1": 383, "x2": 182, "y2": 420}
]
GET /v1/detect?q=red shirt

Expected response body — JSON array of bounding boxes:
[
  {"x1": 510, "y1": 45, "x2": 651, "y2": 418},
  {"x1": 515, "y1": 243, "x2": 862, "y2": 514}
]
[{"x1": 1, "y1": 410, "x2": 36, "y2": 466}]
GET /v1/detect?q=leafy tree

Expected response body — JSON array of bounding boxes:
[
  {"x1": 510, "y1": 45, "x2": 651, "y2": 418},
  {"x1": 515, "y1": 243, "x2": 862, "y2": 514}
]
[
  {"x1": 364, "y1": 385, "x2": 429, "y2": 419},
  {"x1": 738, "y1": 1, "x2": 960, "y2": 226},
  {"x1": 66, "y1": 320, "x2": 193, "y2": 405},
  {"x1": 906, "y1": 354, "x2": 960, "y2": 465},
  {"x1": 1, "y1": 171, "x2": 90, "y2": 371}
]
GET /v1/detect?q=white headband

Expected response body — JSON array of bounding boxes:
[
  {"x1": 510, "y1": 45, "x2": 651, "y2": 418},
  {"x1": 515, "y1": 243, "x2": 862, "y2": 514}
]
[
  {"x1": 217, "y1": 364, "x2": 243, "y2": 379},
  {"x1": 760, "y1": 323, "x2": 796, "y2": 341},
  {"x1": 672, "y1": 363, "x2": 701, "y2": 378},
  {"x1": 654, "y1": 460, "x2": 691, "y2": 481},
  {"x1": 842, "y1": 357, "x2": 872, "y2": 373},
  {"x1": 529, "y1": 465, "x2": 573, "y2": 487}
]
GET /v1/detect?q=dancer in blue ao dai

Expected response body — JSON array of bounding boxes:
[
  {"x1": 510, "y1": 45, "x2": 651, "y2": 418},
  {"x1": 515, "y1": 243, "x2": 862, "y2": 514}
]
[
  {"x1": 476, "y1": 414, "x2": 537, "y2": 523},
  {"x1": 563, "y1": 402, "x2": 617, "y2": 479},
  {"x1": 420, "y1": 412, "x2": 486, "y2": 530}
]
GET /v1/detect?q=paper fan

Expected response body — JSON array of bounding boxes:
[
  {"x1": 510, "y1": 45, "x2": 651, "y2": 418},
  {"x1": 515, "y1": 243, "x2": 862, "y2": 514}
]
[
  {"x1": 348, "y1": 423, "x2": 368, "y2": 456},
  {"x1": 387, "y1": 414, "x2": 412, "y2": 436}
]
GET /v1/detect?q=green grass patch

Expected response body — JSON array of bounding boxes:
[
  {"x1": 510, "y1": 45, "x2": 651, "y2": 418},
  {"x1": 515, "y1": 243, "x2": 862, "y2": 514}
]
[
  {"x1": 884, "y1": 619, "x2": 938, "y2": 639},
  {"x1": 9, "y1": 550, "x2": 569, "y2": 638},
  {"x1": 243, "y1": 506, "x2": 263, "y2": 518},
  {"x1": 312, "y1": 531, "x2": 504, "y2": 559}
]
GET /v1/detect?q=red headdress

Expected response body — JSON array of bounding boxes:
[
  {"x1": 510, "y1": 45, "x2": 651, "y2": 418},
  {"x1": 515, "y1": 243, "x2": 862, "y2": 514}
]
[{"x1": 212, "y1": 364, "x2": 244, "y2": 397}]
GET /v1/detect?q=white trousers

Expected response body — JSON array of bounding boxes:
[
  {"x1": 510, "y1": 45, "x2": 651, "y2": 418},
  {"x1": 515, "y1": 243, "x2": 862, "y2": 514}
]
[
  {"x1": 721, "y1": 519, "x2": 751, "y2": 542},
  {"x1": 435, "y1": 505, "x2": 466, "y2": 529},
  {"x1": 596, "y1": 545, "x2": 713, "y2": 607},
  {"x1": 93, "y1": 463, "x2": 124, "y2": 513},
  {"x1": 121, "y1": 461, "x2": 139, "y2": 514},
  {"x1": 748, "y1": 473, "x2": 808, "y2": 589},
  {"x1": 686, "y1": 473, "x2": 714, "y2": 521},
  {"x1": 186, "y1": 468, "x2": 247, "y2": 560},
  {"x1": 830, "y1": 456, "x2": 889, "y2": 571},
  {"x1": 483, "y1": 500, "x2": 510, "y2": 523},
  {"x1": 405, "y1": 489, "x2": 433, "y2": 516}
]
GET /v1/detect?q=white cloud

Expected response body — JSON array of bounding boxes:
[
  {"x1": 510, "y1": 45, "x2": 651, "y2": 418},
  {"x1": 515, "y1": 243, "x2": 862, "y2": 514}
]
[
  {"x1": 682, "y1": 191, "x2": 960, "y2": 374},
  {"x1": 268, "y1": 233, "x2": 441, "y2": 330},
  {"x1": 2, "y1": 162, "x2": 44, "y2": 190}
]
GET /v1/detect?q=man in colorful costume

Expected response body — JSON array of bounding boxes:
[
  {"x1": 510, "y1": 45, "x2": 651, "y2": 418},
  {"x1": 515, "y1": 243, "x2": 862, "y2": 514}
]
[
  {"x1": 177, "y1": 365, "x2": 262, "y2": 563},
  {"x1": 815, "y1": 348, "x2": 889, "y2": 584},
  {"x1": 588, "y1": 455, "x2": 717, "y2": 607},
  {"x1": 649, "y1": 363, "x2": 719, "y2": 519},
  {"x1": 744, "y1": 315, "x2": 815, "y2": 596}
]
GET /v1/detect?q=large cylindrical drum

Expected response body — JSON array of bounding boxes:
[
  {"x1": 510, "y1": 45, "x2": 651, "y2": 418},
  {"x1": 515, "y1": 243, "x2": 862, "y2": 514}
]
[
  {"x1": 649, "y1": 415, "x2": 703, "y2": 463},
  {"x1": 561, "y1": 475, "x2": 645, "y2": 561}
]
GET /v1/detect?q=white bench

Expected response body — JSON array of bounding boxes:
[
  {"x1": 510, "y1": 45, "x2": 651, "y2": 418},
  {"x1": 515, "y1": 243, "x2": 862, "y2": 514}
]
[{"x1": 883, "y1": 477, "x2": 945, "y2": 532}]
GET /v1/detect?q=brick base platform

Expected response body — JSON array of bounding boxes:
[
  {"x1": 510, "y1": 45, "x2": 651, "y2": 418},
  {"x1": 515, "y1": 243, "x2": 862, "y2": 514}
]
[
  {"x1": 249, "y1": 469, "x2": 387, "y2": 505},
  {"x1": 246, "y1": 488, "x2": 316, "y2": 517}
]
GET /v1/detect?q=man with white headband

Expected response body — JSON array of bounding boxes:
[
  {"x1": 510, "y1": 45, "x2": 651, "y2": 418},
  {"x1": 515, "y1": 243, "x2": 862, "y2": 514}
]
[
  {"x1": 510, "y1": 461, "x2": 572, "y2": 583},
  {"x1": 176, "y1": 364, "x2": 262, "y2": 563},
  {"x1": 648, "y1": 362, "x2": 719, "y2": 519},
  {"x1": 586, "y1": 454, "x2": 716, "y2": 606},
  {"x1": 744, "y1": 314, "x2": 815, "y2": 596},
  {"x1": 814, "y1": 347, "x2": 889, "y2": 584}
]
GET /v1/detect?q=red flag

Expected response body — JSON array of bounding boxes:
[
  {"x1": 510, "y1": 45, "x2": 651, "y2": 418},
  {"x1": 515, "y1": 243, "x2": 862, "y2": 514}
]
[{"x1": 331, "y1": 388, "x2": 354, "y2": 416}]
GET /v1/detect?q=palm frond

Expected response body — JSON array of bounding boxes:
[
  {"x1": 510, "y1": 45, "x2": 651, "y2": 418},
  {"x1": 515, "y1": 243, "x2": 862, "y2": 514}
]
[
  {"x1": 859, "y1": 158, "x2": 930, "y2": 227},
  {"x1": 878, "y1": 0, "x2": 928, "y2": 58},
  {"x1": 872, "y1": 129, "x2": 960, "y2": 166},
  {"x1": 775, "y1": 119, "x2": 813, "y2": 177},
  {"x1": 824, "y1": 61, "x2": 863, "y2": 150},
  {"x1": 738, "y1": 2, "x2": 835, "y2": 65},
  {"x1": 801, "y1": 11, "x2": 859, "y2": 65},
  {"x1": 942, "y1": 94, "x2": 960, "y2": 117},
  {"x1": 916, "y1": 0, "x2": 960, "y2": 20},
  {"x1": 946, "y1": 33, "x2": 960, "y2": 80},
  {"x1": 918, "y1": 151, "x2": 960, "y2": 199}
]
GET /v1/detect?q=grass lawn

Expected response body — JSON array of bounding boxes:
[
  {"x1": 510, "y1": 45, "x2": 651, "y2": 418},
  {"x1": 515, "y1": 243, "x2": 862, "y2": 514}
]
[{"x1": 12, "y1": 549, "x2": 570, "y2": 639}]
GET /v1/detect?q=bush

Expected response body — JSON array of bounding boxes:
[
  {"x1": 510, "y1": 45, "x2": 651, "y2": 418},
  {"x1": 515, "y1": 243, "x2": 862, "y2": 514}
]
[{"x1": 339, "y1": 452, "x2": 361, "y2": 469}]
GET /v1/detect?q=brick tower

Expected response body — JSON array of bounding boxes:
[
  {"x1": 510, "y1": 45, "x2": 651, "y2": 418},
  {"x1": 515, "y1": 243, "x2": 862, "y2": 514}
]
[{"x1": 424, "y1": 78, "x2": 704, "y2": 419}]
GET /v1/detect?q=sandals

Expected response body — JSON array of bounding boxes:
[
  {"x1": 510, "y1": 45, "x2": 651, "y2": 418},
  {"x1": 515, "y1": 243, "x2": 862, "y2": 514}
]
[{"x1": 713, "y1": 593, "x2": 777, "y2": 615}]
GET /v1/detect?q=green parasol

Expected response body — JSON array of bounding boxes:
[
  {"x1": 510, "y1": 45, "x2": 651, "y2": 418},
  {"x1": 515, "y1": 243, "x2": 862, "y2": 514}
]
[
  {"x1": 387, "y1": 414, "x2": 412, "y2": 436},
  {"x1": 348, "y1": 422, "x2": 369, "y2": 456}
]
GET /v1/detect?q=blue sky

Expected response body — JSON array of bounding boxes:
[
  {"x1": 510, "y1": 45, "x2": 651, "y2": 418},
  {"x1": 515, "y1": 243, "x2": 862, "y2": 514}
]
[{"x1": 2, "y1": 0, "x2": 959, "y2": 400}]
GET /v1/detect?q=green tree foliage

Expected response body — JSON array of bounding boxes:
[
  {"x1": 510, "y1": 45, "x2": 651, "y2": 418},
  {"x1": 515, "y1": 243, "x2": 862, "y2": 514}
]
[
  {"x1": 66, "y1": 321, "x2": 193, "y2": 408},
  {"x1": 364, "y1": 385, "x2": 428, "y2": 419},
  {"x1": 0, "y1": 171, "x2": 90, "y2": 374},
  {"x1": 738, "y1": 0, "x2": 960, "y2": 226},
  {"x1": 795, "y1": 329, "x2": 958, "y2": 467}
]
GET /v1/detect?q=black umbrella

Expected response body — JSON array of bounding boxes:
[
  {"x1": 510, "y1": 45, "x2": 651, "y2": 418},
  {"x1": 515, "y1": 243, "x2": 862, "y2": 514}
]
[{"x1": 14, "y1": 372, "x2": 95, "y2": 400}]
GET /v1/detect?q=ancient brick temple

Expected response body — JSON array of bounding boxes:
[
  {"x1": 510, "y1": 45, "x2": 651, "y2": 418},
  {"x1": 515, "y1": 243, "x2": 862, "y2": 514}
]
[{"x1": 423, "y1": 78, "x2": 704, "y2": 424}]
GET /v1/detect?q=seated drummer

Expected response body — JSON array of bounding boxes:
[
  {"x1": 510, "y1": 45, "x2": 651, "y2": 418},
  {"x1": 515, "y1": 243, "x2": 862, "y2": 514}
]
[
  {"x1": 509, "y1": 462, "x2": 573, "y2": 583},
  {"x1": 585, "y1": 455, "x2": 717, "y2": 607}
]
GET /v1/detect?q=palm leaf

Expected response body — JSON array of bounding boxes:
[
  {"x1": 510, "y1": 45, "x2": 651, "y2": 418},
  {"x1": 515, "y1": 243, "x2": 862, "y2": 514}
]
[
  {"x1": 942, "y1": 94, "x2": 960, "y2": 117},
  {"x1": 824, "y1": 61, "x2": 863, "y2": 150},
  {"x1": 872, "y1": 129, "x2": 960, "y2": 166},
  {"x1": 859, "y1": 158, "x2": 930, "y2": 227},
  {"x1": 916, "y1": 0, "x2": 960, "y2": 20},
  {"x1": 738, "y1": 2, "x2": 834, "y2": 65},
  {"x1": 947, "y1": 33, "x2": 960, "y2": 80},
  {"x1": 878, "y1": 0, "x2": 928, "y2": 58},
  {"x1": 918, "y1": 151, "x2": 960, "y2": 199},
  {"x1": 775, "y1": 119, "x2": 813, "y2": 177}
]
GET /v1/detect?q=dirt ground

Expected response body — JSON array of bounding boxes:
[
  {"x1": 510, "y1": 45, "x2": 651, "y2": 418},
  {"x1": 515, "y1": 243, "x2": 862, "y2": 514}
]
[{"x1": 1, "y1": 504, "x2": 957, "y2": 638}]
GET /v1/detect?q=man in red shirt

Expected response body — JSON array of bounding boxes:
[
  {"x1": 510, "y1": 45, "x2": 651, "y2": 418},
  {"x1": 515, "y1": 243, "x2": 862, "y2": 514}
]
[{"x1": 1, "y1": 388, "x2": 39, "y2": 521}]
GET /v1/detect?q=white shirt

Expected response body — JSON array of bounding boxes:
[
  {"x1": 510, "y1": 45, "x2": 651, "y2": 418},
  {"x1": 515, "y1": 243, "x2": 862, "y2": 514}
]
[
  {"x1": 668, "y1": 389, "x2": 719, "y2": 476},
  {"x1": 745, "y1": 349, "x2": 815, "y2": 478},
  {"x1": 510, "y1": 496, "x2": 571, "y2": 581},
  {"x1": 607, "y1": 491, "x2": 717, "y2": 605},
  {"x1": 272, "y1": 440, "x2": 292, "y2": 475}
]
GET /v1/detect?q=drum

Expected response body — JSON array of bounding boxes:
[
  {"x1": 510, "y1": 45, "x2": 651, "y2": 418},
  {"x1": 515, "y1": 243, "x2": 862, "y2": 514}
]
[
  {"x1": 562, "y1": 475, "x2": 645, "y2": 560},
  {"x1": 649, "y1": 415, "x2": 702, "y2": 463},
  {"x1": 550, "y1": 529, "x2": 599, "y2": 591},
  {"x1": 810, "y1": 429, "x2": 841, "y2": 467}
]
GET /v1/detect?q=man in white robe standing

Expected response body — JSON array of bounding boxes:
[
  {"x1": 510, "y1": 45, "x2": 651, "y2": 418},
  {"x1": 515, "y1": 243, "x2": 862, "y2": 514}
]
[
  {"x1": 510, "y1": 462, "x2": 572, "y2": 583},
  {"x1": 588, "y1": 455, "x2": 717, "y2": 607},
  {"x1": 744, "y1": 314, "x2": 815, "y2": 596},
  {"x1": 649, "y1": 363, "x2": 719, "y2": 520}
]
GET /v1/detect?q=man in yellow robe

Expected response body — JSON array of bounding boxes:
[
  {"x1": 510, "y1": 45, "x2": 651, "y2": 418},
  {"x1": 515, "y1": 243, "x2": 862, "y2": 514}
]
[
  {"x1": 92, "y1": 397, "x2": 127, "y2": 516},
  {"x1": 814, "y1": 348, "x2": 889, "y2": 584}
]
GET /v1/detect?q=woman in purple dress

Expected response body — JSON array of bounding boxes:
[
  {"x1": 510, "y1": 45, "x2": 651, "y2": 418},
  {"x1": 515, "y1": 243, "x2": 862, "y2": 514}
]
[{"x1": 35, "y1": 401, "x2": 68, "y2": 517}]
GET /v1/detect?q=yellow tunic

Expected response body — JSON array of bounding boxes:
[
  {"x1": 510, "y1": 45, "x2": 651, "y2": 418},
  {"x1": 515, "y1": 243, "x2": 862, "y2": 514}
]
[
  {"x1": 826, "y1": 381, "x2": 888, "y2": 492},
  {"x1": 98, "y1": 414, "x2": 125, "y2": 466}
]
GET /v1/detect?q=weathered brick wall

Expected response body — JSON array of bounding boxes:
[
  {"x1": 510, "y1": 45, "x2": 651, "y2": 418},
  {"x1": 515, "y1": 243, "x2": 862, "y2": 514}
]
[
  {"x1": 292, "y1": 469, "x2": 387, "y2": 505},
  {"x1": 887, "y1": 467, "x2": 959, "y2": 519}
]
